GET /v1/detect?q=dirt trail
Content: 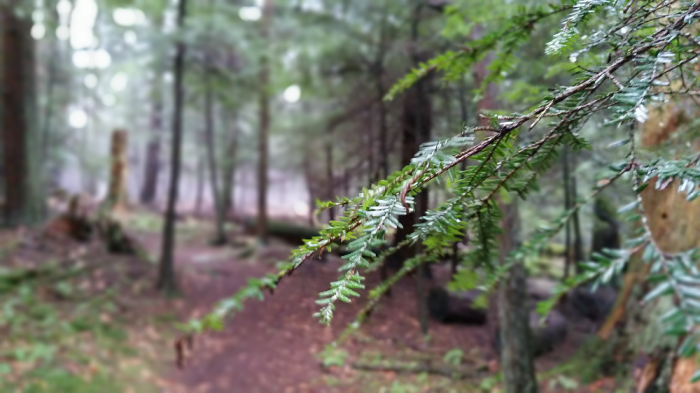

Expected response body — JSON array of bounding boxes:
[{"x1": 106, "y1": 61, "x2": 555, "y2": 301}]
[
  {"x1": 140, "y1": 234, "x2": 493, "y2": 393},
  {"x1": 137, "y1": 230, "x2": 615, "y2": 393}
]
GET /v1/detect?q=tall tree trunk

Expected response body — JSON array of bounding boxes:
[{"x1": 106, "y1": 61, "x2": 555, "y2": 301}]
[
  {"x1": 140, "y1": 61, "x2": 164, "y2": 205},
  {"x1": 221, "y1": 117, "x2": 239, "y2": 219},
  {"x1": 571, "y1": 151, "x2": 584, "y2": 271},
  {"x1": 303, "y1": 154, "x2": 316, "y2": 226},
  {"x1": 203, "y1": 49, "x2": 226, "y2": 245},
  {"x1": 101, "y1": 129, "x2": 129, "y2": 217},
  {"x1": 471, "y1": 22, "x2": 538, "y2": 391},
  {"x1": 366, "y1": 111, "x2": 375, "y2": 187},
  {"x1": 157, "y1": 0, "x2": 188, "y2": 294},
  {"x1": 563, "y1": 145, "x2": 572, "y2": 278},
  {"x1": 1, "y1": 1, "x2": 44, "y2": 227},
  {"x1": 256, "y1": 0, "x2": 272, "y2": 244},
  {"x1": 451, "y1": 76, "x2": 470, "y2": 275},
  {"x1": 386, "y1": 3, "x2": 434, "y2": 330},
  {"x1": 497, "y1": 198, "x2": 538, "y2": 393},
  {"x1": 375, "y1": 15, "x2": 389, "y2": 181},
  {"x1": 325, "y1": 137, "x2": 335, "y2": 222},
  {"x1": 195, "y1": 154, "x2": 204, "y2": 215}
]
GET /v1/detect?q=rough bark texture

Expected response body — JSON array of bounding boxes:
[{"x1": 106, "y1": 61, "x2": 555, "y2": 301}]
[
  {"x1": 563, "y1": 145, "x2": 572, "y2": 278},
  {"x1": 256, "y1": 0, "x2": 273, "y2": 244},
  {"x1": 637, "y1": 104, "x2": 700, "y2": 392},
  {"x1": 592, "y1": 102, "x2": 700, "y2": 391},
  {"x1": 140, "y1": 61, "x2": 164, "y2": 205},
  {"x1": 221, "y1": 113, "x2": 239, "y2": 219},
  {"x1": 203, "y1": 50, "x2": 226, "y2": 245},
  {"x1": 103, "y1": 129, "x2": 129, "y2": 217},
  {"x1": 497, "y1": 198, "x2": 538, "y2": 393},
  {"x1": 571, "y1": 150, "x2": 584, "y2": 274},
  {"x1": 1, "y1": 1, "x2": 44, "y2": 227},
  {"x1": 157, "y1": 0, "x2": 188, "y2": 294},
  {"x1": 325, "y1": 137, "x2": 335, "y2": 222},
  {"x1": 195, "y1": 154, "x2": 204, "y2": 214}
]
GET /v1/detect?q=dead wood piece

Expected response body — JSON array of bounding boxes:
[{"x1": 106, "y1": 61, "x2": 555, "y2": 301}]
[{"x1": 352, "y1": 359, "x2": 482, "y2": 380}]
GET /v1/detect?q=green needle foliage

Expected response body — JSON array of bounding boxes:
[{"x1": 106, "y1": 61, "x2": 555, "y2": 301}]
[{"x1": 184, "y1": 0, "x2": 700, "y2": 380}]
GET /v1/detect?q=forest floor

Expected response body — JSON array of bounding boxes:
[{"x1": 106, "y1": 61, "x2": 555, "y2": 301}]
[{"x1": 0, "y1": 211, "x2": 621, "y2": 393}]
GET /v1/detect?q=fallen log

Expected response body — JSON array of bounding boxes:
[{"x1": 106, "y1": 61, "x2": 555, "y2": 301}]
[
  {"x1": 427, "y1": 287, "x2": 487, "y2": 325},
  {"x1": 352, "y1": 359, "x2": 483, "y2": 380},
  {"x1": 243, "y1": 217, "x2": 323, "y2": 245}
]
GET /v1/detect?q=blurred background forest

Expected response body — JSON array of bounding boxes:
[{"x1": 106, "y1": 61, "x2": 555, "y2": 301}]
[{"x1": 1, "y1": 0, "x2": 698, "y2": 392}]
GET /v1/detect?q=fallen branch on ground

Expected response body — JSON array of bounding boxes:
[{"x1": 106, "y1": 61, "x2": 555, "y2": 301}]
[{"x1": 352, "y1": 358, "x2": 486, "y2": 379}]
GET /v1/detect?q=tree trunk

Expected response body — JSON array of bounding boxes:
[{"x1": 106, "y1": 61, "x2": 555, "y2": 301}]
[
  {"x1": 221, "y1": 113, "x2": 239, "y2": 219},
  {"x1": 635, "y1": 105, "x2": 700, "y2": 391},
  {"x1": 497, "y1": 198, "x2": 538, "y2": 393},
  {"x1": 571, "y1": 151, "x2": 584, "y2": 271},
  {"x1": 140, "y1": 61, "x2": 164, "y2": 206},
  {"x1": 563, "y1": 145, "x2": 572, "y2": 278},
  {"x1": 195, "y1": 153, "x2": 204, "y2": 215},
  {"x1": 375, "y1": 10, "x2": 389, "y2": 181},
  {"x1": 101, "y1": 129, "x2": 129, "y2": 218},
  {"x1": 1, "y1": 1, "x2": 44, "y2": 227},
  {"x1": 325, "y1": 137, "x2": 335, "y2": 222},
  {"x1": 470, "y1": 21, "x2": 537, "y2": 391},
  {"x1": 203, "y1": 49, "x2": 226, "y2": 245},
  {"x1": 256, "y1": 0, "x2": 272, "y2": 244},
  {"x1": 157, "y1": 0, "x2": 188, "y2": 294},
  {"x1": 302, "y1": 155, "x2": 316, "y2": 226}
]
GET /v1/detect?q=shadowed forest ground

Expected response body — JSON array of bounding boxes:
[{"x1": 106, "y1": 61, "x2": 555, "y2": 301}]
[
  {"x1": 0, "y1": 212, "x2": 619, "y2": 393},
  {"x1": 133, "y1": 221, "x2": 618, "y2": 393}
]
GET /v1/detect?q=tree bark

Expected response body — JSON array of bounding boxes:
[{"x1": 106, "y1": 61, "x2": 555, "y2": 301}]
[
  {"x1": 470, "y1": 21, "x2": 538, "y2": 392},
  {"x1": 1, "y1": 1, "x2": 44, "y2": 227},
  {"x1": 195, "y1": 153, "x2": 204, "y2": 215},
  {"x1": 256, "y1": 0, "x2": 273, "y2": 244},
  {"x1": 140, "y1": 61, "x2": 164, "y2": 205},
  {"x1": 221, "y1": 113, "x2": 239, "y2": 219},
  {"x1": 571, "y1": 151, "x2": 584, "y2": 272},
  {"x1": 157, "y1": 0, "x2": 188, "y2": 294},
  {"x1": 101, "y1": 129, "x2": 129, "y2": 217},
  {"x1": 375, "y1": 14, "x2": 390, "y2": 181},
  {"x1": 563, "y1": 145, "x2": 572, "y2": 278},
  {"x1": 325, "y1": 137, "x2": 335, "y2": 222},
  {"x1": 497, "y1": 198, "x2": 538, "y2": 393},
  {"x1": 203, "y1": 46, "x2": 226, "y2": 245}
]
